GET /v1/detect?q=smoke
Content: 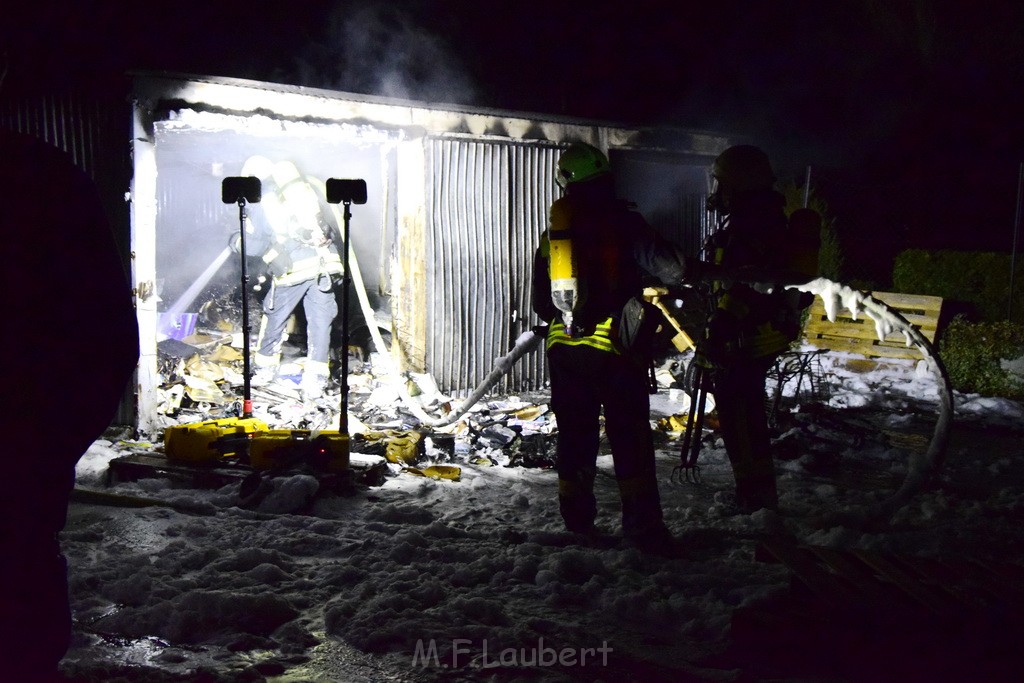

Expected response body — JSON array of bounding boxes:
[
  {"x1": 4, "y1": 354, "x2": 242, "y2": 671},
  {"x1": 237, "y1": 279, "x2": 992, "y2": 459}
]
[{"x1": 286, "y1": 2, "x2": 478, "y2": 106}]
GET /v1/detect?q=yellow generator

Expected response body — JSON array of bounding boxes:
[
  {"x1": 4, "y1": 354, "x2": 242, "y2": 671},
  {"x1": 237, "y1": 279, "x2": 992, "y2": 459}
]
[
  {"x1": 248, "y1": 429, "x2": 349, "y2": 473},
  {"x1": 164, "y1": 416, "x2": 269, "y2": 464}
]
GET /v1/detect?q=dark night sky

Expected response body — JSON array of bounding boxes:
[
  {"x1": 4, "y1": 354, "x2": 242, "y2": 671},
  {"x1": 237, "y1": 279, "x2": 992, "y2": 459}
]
[{"x1": 5, "y1": 0, "x2": 1024, "y2": 279}]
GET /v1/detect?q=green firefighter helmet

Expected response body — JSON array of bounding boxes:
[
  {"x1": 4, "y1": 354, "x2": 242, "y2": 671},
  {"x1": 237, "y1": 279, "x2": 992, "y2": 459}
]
[
  {"x1": 711, "y1": 145, "x2": 776, "y2": 193},
  {"x1": 556, "y1": 142, "x2": 611, "y2": 189}
]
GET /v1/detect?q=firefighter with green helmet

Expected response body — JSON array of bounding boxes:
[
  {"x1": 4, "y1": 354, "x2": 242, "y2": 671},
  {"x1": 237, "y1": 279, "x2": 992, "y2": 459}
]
[
  {"x1": 532, "y1": 141, "x2": 691, "y2": 551},
  {"x1": 700, "y1": 144, "x2": 820, "y2": 513}
]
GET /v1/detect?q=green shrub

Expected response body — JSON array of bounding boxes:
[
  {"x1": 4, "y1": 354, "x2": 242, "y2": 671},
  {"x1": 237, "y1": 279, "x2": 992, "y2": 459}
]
[
  {"x1": 893, "y1": 249, "x2": 1024, "y2": 323},
  {"x1": 938, "y1": 316, "x2": 1024, "y2": 399},
  {"x1": 780, "y1": 181, "x2": 844, "y2": 281}
]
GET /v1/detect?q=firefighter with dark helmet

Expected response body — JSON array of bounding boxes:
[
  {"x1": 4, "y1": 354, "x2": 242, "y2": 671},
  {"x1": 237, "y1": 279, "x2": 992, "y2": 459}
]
[
  {"x1": 701, "y1": 144, "x2": 820, "y2": 513},
  {"x1": 532, "y1": 141, "x2": 689, "y2": 552}
]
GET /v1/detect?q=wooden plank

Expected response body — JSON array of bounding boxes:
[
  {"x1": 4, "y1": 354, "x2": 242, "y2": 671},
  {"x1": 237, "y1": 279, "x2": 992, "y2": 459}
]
[
  {"x1": 803, "y1": 290, "x2": 939, "y2": 357},
  {"x1": 886, "y1": 555, "x2": 989, "y2": 611},
  {"x1": 804, "y1": 546, "x2": 907, "y2": 608},
  {"x1": 850, "y1": 550, "x2": 959, "y2": 614},
  {"x1": 804, "y1": 326, "x2": 924, "y2": 346},
  {"x1": 919, "y1": 557, "x2": 1023, "y2": 607},
  {"x1": 805, "y1": 315, "x2": 939, "y2": 339},
  {"x1": 757, "y1": 541, "x2": 862, "y2": 608},
  {"x1": 805, "y1": 304, "x2": 941, "y2": 328},
  {"x1": 803, "y1": 291, "x2": 943, "y2": 356},
  {"x1": 871, "y1": 291, "x2": 945, "y2": 314},
  {"x1": 807, "y1": 292, "x2": 943, "y2": 316},
  {"x1": 805, "y1": 314, "x2": 937, "y2": 338},
  {"x1": 802, "y1": 336, "x2": 924, "y2": 360},
  {"x1": 108, "y1": 453, "x2": 249, "y2": 488},
  {"x1": 970, "y1": 557, "x2": 1024, "y2": 586},
  {"x1": 967, "y1": 558, "x2": 1024, "y2": 602}
]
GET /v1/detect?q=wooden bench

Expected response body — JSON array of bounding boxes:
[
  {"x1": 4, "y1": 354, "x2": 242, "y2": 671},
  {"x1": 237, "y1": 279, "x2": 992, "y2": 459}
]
[
  {"x1": 801, "y1": 291, "x2": 944, "y2": 361},
  {"x1": 768, "y1": 291, "x2": 944, "y2": 417}
]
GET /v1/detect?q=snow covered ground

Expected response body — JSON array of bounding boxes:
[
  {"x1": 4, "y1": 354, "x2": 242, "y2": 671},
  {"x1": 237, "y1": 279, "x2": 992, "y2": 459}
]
[{"x1": 58, "y1": 347, "x2": 1024, "y2": 682}]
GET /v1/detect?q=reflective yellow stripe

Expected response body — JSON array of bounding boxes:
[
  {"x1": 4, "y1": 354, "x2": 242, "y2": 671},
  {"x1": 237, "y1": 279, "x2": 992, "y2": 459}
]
[
  {"x1": 718, "y1": 292, "x2": 750, "y2": 318},
  {"x1": 546, "y1": 317, "x2": 619, "y2": 353},
  {"x1": 273, "y1": 250, "x2": 343, "y2": 286},
  {"x1": 741, "y1": 323, "x2": 791, "y2": 357}
]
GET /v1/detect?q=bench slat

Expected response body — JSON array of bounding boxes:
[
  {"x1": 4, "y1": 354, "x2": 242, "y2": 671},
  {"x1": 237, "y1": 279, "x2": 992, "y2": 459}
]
[
  {"x1": 805, "y1": 314, "x2": 939, "y2": 338},
  {"x1": 802, "y1": 290, "x2": 943, "y2": 360}
]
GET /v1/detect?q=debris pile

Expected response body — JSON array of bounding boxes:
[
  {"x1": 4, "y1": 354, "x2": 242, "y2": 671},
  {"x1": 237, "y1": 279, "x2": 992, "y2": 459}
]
[
  {"x1": 147, "y1": 293, "x2": 817, "y2": 489},
  {"x1": 149, "y1": 305, "x2": 568, "y2": 484}
]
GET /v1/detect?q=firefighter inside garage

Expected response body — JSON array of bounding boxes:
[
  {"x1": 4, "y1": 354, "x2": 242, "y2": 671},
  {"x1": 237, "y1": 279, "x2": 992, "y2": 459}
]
[{"x1": 229, "y1": 156, "x2": 345, "y2": 401}]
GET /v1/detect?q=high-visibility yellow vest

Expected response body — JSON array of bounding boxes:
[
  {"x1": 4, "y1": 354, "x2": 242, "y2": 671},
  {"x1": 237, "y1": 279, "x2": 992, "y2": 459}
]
[{"x1": 546, "y1": 316, "x2": 619, "y2": 354}]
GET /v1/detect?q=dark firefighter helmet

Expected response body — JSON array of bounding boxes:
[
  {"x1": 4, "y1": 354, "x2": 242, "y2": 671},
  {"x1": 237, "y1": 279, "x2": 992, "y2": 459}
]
[
  {"x1": 710, "y1": 145, "x2": 776, "y2": 194},
  {"x1": 556, "y1": 142, "x2": 611, "y2": 189}
]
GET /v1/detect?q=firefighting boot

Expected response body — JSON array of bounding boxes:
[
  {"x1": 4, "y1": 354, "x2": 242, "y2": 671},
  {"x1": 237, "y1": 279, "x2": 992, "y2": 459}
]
[
  {"x1": 251, "y1": 352, "x2": 281, "y2": 386},
  {"x1": 618, "y1": 475, "x2": 678, "y2": 555},
  {"x1": 558, "y1": 468, "x2": 597, "y2": 534},
  {"x1": 731, "y1": 453, "x2": 779, "y2": 513},
  {"x1": 734, "y1": 474, "x2": 779, "y2": 514},
  {"x1": 300, "y1": 360, "x2": 330, "y2": 399}
]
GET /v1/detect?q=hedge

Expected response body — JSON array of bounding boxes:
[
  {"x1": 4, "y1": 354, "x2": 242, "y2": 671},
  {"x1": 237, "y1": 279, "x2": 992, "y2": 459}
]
[{"x1": 892, "y1": 249, "x2": 1024, "y2": 323}]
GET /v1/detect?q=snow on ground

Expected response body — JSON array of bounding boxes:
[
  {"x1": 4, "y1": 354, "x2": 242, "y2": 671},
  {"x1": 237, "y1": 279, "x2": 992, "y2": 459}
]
[{"x1": 58, "y1": 348, "x2": 1024, "y2": 682}]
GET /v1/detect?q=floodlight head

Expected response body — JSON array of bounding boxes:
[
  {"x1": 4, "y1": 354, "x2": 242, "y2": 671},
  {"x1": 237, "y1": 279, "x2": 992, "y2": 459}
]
[
  {"x1": 326, "y1": 178, "x2": 367, "y2": 205},
  {"x1": 222, "y1": 176, "x2": 261, "y2": 204}
]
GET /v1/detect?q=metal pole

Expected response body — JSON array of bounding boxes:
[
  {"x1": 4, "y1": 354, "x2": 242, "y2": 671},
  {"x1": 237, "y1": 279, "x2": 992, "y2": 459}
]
[
  {"x1": 803, "y1": 165, "x2": 812, "y2": 208},
  {"x1": 238, "y1": 198, "x2": 253, "y2": 418},
  {"x1": 339, "y1": 201, "x2": 352, "y2": 435},
  {"x1": 1009, "y1": 162, "x2": 1023, "y2": 321}
]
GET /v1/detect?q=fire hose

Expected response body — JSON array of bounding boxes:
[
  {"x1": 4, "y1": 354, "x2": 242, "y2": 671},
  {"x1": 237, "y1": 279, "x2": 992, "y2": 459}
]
[
  {"x1": 793, "y1": 277, "x2": 954, "y2": 525},
  {"x1": 330, "y1": 209, "x2": 544, "y2": 429},
  {"x1": 346, "y1": 246, "x2": 952, "y2": 521},
  {"x1": 665, "y1": 277, "x2": 953, "y2": 524}
]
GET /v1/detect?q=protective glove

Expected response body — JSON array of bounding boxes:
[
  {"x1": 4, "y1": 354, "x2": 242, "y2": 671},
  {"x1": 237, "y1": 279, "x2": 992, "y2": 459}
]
[
  {"x1": 266, "y1": 252, "x2": 294, "y2": 277},
  {"x1": 227, "y1": 233, "x2": 242, "y2": 253}
]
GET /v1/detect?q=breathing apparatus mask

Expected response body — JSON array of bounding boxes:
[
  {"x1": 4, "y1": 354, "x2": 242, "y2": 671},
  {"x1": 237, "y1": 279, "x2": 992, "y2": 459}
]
[{"x1": 705, "y1": 177, "x2": 727, "y2": 215}]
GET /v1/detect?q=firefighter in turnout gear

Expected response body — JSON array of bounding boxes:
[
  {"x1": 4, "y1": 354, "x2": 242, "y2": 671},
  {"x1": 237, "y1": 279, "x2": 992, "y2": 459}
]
[
  {"x1": 231, "y1": 157, "x2": 344, "y2": 399},
  {"x1": 700, "y1": 145, "x2": 820, "y2": 513},
  {"x1": 532, "y1": 142, "x2": 692, "y2": 551}
]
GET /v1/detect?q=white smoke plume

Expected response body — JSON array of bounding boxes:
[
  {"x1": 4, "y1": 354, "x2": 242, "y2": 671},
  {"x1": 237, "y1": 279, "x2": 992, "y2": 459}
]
[{"x1": 284, "y1": 1, "x2": 478, "y2": 106}]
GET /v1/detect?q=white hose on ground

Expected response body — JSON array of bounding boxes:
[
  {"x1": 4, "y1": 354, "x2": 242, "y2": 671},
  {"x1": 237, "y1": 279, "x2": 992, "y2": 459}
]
[
  {"x1": 340, "y1": 227, "x2": 543, "y2": 429},
  {"x1": 349, "y1": 257, "x2": 951, "y2": 521},
  {"x1": 418, "y1": 329, "x2": 544, "y2": 428}
]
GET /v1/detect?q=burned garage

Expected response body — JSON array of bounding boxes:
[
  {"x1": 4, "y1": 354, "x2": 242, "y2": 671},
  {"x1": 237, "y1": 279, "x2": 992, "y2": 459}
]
[
  {"x1": 5, "y1": 57, "x2": 1024, "y2": 683},
  {"x1": 118, "y1": 72, "x2": 727, "y2": 436}
]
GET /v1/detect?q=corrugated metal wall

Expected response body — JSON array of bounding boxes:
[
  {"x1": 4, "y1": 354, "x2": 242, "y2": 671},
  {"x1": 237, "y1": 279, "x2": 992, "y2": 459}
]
[
  {"x1": 0, "y1": 91, "x2": 130, "y2": 257},
  {"x1": 425, "y1": 137, "x2": 559, "y2": 395},
  {"x1": 681, "y1": 192, "x2": 718, "y2": 259},
  {"x1": 0, "y1": 94, "x2": 102, "y2": 173},
  {"x1": 610, "y1": 151, "x2": 715, "y2": 260}
]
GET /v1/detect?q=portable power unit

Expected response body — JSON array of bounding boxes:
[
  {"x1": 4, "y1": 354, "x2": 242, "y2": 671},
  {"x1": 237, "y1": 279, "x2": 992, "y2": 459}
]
[
  {"x1": 248, "y1": 429, "x2": 350, "y2": 472},
  {"x1": 164, "y1": 416, "x2": 269, "y2": 464}
]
